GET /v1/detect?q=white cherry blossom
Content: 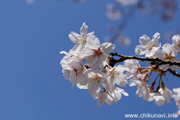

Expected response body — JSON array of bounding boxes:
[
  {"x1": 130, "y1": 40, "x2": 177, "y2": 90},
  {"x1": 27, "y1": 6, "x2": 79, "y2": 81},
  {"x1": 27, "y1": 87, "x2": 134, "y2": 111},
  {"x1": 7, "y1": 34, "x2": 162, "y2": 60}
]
[
  {"x1": 69, "y1": 23, "x2": 95, "y2": 51},
  {"x1": 85, "y1": 70, "x2": 105, "y2": 98},
  {"x1": 97, "y1": 92, "x2": 108, "y2": 107},
  {"x1": 153, "y1": 43, "x2": 179, "y2": 70},
  {"x1": 172, "y1": 34, "x2": 180, "y2": 53},
  {"x1": 136, "y1": 80, "x2": 152, "y2": 101},
  {"x1": 128, "y1": 71, "x2": 153, "y2": 101},
  {"x1": 60, "y1": 50, "x2": 88, "y2": 87},
  {"x1": 173, "y1": 88, "x2": 180, "y2": 94},
  {"x1": 152, "y1": 92, "x2": 165, "y2": 106},
  {"x1": 69, "y1": 23, "x2": 88, "y2": 44},
  {"x1": 109, "y1": 87, "x2": 129, "y2": 104},
  {"x1": 97, "y1": 87, "x2": 129, "y2": 107},
  {"x1": 159, "y1": 87, "x2": 172, "y2": 103},
  {"x1": 60, "y1": 49, "x2": 84, "y2": 82},
  {"x1": 60, "y1": 52, "x2": 73, "y2": 80},
  {"x1": 135, "y1": 32, "x2": 161, "y2": 57},
  {"x1": 105, "y1": 65, "x2": 128, "y2": 92},
  {"x1": 160, "y1": 43, "x2": 178, "y2": 70},
  {"x1": 149, "y1": 88, "x2": 172, "y2": 106},
  {"x1": 124, "y1": 59, "x2": 140, "y2": 79},
  {"x1": 68, "y1": 61, "x2": 87, "y2": 86},
  {"x1": 162, "y1": 43, "x2": 177, "y2": 60},
  {"x1": 80, "y1": 35, "x2": 115, "y2": 69}
]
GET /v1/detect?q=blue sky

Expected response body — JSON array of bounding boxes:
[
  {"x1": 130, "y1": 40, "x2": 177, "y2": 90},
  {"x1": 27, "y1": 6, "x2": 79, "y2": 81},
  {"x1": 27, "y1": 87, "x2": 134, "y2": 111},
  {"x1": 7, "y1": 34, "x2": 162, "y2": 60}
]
[{"x1": 0, "y1": 0, "x2": 180, "y2": 120}]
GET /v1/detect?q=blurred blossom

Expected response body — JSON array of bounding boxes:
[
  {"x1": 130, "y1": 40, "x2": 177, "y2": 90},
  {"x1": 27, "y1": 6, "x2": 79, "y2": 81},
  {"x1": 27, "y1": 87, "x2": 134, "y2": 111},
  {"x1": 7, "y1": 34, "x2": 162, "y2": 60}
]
[
  {"x1": 106, "y1": 4, "x2": 122, "y2": 20},
  {"x1": 149, "y1": 0, "x2": 178, "y2": 21},
  {"x1": 73, "y1": 0, "x2": 85, "y2": 3},
  {"x1": 106, "y1": 0, "x2": 179, "y2": 46},
  {"x1": 117, "y1": 35, "x2": 131, "y2": 46},
  {"x1": 26, "y1": 0, "x2": 35, "y2": 4},
  {"x1": 104, "y1": 36, "x2": 113, "y2": 42},
  {"x1": 26, "y1": 0, "x2": 86, "y2": 4},
  {"x1": 117, "y1": 0, "x2": 138, "y2": 6},
  {"x1": 164, "y1": 30, "x2": 180, "y2": 41},
  {"x1": 104, "y1": 35, "x2": 131, "y2": 46}
]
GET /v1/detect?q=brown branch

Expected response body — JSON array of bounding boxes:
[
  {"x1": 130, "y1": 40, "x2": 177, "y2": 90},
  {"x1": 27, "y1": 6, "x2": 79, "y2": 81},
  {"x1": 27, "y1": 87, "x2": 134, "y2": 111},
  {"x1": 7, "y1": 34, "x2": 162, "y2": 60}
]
[
  {"x1": 109, "y1": 52, "x2": 180, "y2": 78},
  {"x1": 110, "y1": 52, "x2": 180, "y2": 67},
  {"x1": 166, "y1": 68, "x2": 180, "y2": 78}
]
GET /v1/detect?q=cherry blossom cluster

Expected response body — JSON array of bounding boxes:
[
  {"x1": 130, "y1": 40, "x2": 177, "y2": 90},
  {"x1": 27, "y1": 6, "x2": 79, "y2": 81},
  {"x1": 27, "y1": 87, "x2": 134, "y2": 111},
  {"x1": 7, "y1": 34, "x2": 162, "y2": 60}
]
[
  {"x1": 60, "y1": 23, "x2": 129, "y2": 107},
  {"x1": 60, "y1": 23, "x2": 180, "y2": 114},
  {"x1": 135, "y1": 33, "x2": 180, "y2": 71}
]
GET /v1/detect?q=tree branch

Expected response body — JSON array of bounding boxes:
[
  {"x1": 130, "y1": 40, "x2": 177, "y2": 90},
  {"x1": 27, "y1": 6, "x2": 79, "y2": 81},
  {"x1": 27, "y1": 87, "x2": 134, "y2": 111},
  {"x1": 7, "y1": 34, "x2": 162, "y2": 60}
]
[
  {"x1": 166, "y1": 68, "x2": 180, "y2": 78},
  {"x1": 110, "y1": 52, "x2": 180, "y2": 67}
]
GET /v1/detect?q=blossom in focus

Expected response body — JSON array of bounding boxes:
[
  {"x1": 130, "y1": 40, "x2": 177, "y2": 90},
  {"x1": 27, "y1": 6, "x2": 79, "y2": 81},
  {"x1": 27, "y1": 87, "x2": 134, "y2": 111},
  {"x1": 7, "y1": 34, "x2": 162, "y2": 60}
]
[
  {"x1": 172, "y1": 34, "x2": 180, "y2": 53},
  {"x1": 136, "y1": 81, "x2": 152, "y2": 101},
  {"x1": 154, "y1": 43, "x2": 179, "y2": 70},
  {"x1": 69, "y1": 23, "x2": 95, "y2": 51},
  {"x1": 60, "y1": 49, "x2": 87, "y2": 87},
  {"x1": 105, "y1": 65, "x2": 128, "y2": 92},
  {"x1": 159, "y1": 87, "x2": 172, "y2": 103},
  {"x1": 124, "y1": 59, "x2": 140, "y2": 79},
  {"x1": 97, "y1": 87, "x2": 129, "y2": 107},
  {"x1": 60, "y1": 55, "x2": 87, "y2": 87},
  {"x1": 152, "y1": 92, "x2": 165, "y2": 106},
  {"x1": 80, "y1": 35, "x2": 115, "y2": 69},
  {"x1": 162, "y1": 43, "x2": 177, "y2": 60},
  {"x1": 130, "y1": 73, "x2": 153, "y2": 101},
  {"x1": 85, "y1": 70, "x2": 105, "y2": 98},
  {"x1": 135, "y1": 32, "x2": 161, "y2": 57}
]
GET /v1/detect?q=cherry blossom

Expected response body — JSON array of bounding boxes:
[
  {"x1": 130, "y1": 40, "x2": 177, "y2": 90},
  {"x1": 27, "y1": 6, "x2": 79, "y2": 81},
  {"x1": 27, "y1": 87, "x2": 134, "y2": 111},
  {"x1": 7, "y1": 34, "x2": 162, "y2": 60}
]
[
  {"x1": 85, "y1": 70, "x2": 105, "y2": 98},
  {"x1": 69, "y1": 23, "x2": 95, "y2": 51},
  {"x1": 156, "y1": 43, "x2": 179, "y2": 71},
  {"x1": 135, "y1": 32, "x2": 161, "y2": 57},
  {"x1": 159, "y1": 87, "x2": 172, "y2": 103},
  {"x1": 105, "y1": 65, "x2": 128, "y2": 92},
  {"x1": 172, "y1": 34, "x2": 180, "y2": 53},
  {"x1": 124, "y1": 59, "x2": 140, "y2": 79},
  {"x1": 97, "y1": 87, "x2": 129, "y2": 107},
  {"x1": 162, "y1": 43, "x2": 177, "y2": 60},
  {"x1": 152, "y1": 92, "x2": 166, "y2": 106},
  {"x1": 129, "y1": 72, "x2": 153, "y2": 101},
  {"x1": 80, "y1": 35, "x2": 115, "y2": 69}
]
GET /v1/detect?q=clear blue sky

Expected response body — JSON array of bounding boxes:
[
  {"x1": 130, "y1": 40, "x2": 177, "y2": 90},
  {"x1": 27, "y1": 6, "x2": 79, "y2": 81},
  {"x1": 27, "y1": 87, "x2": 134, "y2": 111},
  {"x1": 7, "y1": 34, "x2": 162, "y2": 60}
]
[{"x1": 0, "y1": 0, "x2": 180, "y2": 120}]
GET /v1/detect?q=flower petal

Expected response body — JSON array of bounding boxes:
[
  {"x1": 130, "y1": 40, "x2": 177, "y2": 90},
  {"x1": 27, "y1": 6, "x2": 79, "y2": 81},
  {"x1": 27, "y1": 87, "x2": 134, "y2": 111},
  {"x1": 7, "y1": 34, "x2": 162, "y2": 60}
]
[{"x1": 80, "y1": 22, "x2": 88, "y2": 39}]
